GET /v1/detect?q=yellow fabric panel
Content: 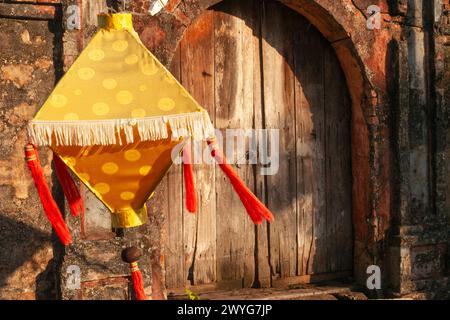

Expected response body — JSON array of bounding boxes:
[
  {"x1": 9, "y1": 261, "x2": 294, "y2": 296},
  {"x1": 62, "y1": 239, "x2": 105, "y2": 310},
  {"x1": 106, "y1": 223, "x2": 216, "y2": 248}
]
[
  {"x1": 53, "y1": 137, "x2": 180, "y2": 228},
  {"x1": 34, "y1": 17, "x2": 203, "y2": 121}
]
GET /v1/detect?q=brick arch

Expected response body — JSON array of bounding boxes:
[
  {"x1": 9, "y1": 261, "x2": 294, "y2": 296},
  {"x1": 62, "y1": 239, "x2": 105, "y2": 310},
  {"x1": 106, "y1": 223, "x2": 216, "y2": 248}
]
[{"x1": 133, "y1": 0, "x2": 392, "y2": 284}]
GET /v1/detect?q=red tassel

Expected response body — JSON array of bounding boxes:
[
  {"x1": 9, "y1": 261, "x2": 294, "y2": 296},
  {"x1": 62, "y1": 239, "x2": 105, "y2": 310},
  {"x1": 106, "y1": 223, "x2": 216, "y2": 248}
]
[
  {"x1": 53, "y1": 153, "x2": 84, "y2": 217},
  {"x1": 130, "y1": 262, "x2": 147, "y2": 300},
  {"x1": 25, "y1": 144, "x2": 72, "y2": 245},
  {"x1": 207, "y1": 138, "x2": 274, "y2": 224},
  {"x1": 122, "y1": 247, "x2": 147, "y2": 300},
  {"x1": 183, "y1": 142, "x2": 197, "y2": 213}
]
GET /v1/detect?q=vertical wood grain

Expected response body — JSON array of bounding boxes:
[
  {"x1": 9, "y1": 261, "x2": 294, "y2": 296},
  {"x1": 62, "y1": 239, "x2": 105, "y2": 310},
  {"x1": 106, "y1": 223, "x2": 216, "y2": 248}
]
[
  {"x1": 293, "y1": 15, "x2": 314, "y2": 276},
  {"x1": 261, "y1": 1, "x2": 298, "y2": 280},
  {"x1": 253, "y1": 1, "x2": 271, "y2": 288},
  {"x1": 213, "y1": 0, "x2": 257, "y2": 287},
  {"x1": 324, "y1": 45, "x2": 352, "y2": 273},
  {"x1": 294, "y1": 20, "x2": 328, "y2": 275},
  {"x1": 164, "y1": 47, "x2": 185, "y2": 289},
  {"x1": 179, "y1": 11, "x2": 217, "y2": 286}
]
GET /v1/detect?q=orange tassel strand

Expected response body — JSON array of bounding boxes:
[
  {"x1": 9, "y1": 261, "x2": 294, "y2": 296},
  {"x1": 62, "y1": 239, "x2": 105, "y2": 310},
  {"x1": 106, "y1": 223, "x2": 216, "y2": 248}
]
[
  {"x1": 207, "y1": 138, "x2": 274, "y2": 224},
  {"x1": 183, "y1": 142, "x2": 197, "y2": 213},
  {"x1": 53, "y1": 154, "x2": 84, "y2": 217},
  {"x1": 25, "y1": 144, "x2": 72, "y2": 245},
  {"x1": 122, "y1": 246, "x2": 147, "y2": 300}
]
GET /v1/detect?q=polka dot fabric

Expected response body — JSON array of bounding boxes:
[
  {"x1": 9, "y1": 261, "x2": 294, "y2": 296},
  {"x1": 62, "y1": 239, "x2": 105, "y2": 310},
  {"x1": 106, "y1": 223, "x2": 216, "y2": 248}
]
[
  {"x1": 34, "y1": 20, "x2": 203, "y2": 121},
  {"x1": 53, "y1": 138, "x2": 179, "y2": 227}
]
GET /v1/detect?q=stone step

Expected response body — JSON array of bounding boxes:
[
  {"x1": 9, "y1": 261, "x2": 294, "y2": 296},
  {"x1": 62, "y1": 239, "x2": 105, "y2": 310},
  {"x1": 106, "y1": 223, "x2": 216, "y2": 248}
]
[{"x1": 168, "y1": 284, "x2": 368, "y2": 300}]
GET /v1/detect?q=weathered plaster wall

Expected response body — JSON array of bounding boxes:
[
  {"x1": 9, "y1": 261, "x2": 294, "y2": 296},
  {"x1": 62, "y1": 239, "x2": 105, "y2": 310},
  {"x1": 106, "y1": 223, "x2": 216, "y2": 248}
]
[
  {"x1": 0, "y1": 1, "x2": 63, "y2": 299},
  {"x1": 385, "y1": 0, "x2": 449, "y2": 299},
  {"x1": 436, "y1": 0, "x2": 450, "y2": 297}
]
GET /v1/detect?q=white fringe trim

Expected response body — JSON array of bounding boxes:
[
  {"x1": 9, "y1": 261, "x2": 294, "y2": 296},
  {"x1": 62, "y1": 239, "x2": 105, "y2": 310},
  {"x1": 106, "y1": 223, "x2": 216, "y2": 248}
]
[{"x1": 28, "y1": 110, "x2": 215, "y2": 146}]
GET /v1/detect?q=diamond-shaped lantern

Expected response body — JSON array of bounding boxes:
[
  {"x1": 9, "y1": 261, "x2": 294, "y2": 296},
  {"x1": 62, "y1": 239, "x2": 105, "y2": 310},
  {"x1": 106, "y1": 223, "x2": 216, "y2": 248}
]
[{"x1": 25, "y1": 13, "x2": 273, "y2": 246}]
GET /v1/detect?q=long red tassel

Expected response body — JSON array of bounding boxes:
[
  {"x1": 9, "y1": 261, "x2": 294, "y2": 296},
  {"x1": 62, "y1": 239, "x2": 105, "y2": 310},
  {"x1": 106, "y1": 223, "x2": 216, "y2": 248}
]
[
  {"x1": 122, "y1": 247, "x2": 147, "y2": 300},
  {"x1": 130, "y1": 262, "x2": 147, "y2": 300},
  {"x1": 207, "y1": 138, "x2": 274, "y2": 224},
  {"x1": 183, "y1": 142, "x2": 197, "y2": 213},
  {"x1": 53, "y1": 153, "x2": 84, "y2": 217},
  {"x1": 25, "y1": 144, "x2": 72, "y2": 245}
]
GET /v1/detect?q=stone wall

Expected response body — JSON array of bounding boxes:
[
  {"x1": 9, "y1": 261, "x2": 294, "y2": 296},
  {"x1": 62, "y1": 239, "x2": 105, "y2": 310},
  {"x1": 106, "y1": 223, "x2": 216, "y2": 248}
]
[
  {"x1": 0, "y1": 0, "x2": 64, "y2": 299},
  {"x1": 386, "y1": 0, "x2": 449, "y2": 299}
]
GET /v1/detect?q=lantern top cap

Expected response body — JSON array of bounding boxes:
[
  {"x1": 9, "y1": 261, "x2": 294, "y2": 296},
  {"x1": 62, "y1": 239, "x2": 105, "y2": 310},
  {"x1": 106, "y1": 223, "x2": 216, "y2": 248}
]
[{"x1": 97, "y1": 13, "x2": 134, "y2": 32}]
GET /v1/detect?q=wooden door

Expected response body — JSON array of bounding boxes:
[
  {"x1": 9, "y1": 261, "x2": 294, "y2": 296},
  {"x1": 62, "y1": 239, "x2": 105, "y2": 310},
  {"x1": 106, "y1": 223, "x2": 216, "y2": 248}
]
[{"x1": 163, "y1": 0, "x2": 352, "y2": 289}]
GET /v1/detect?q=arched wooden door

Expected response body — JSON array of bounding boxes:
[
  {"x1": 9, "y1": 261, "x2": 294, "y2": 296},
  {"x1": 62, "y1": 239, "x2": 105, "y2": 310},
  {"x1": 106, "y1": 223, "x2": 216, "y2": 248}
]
[{"x1": 163, "y1": 0, "x2": 352, "y2": 289}]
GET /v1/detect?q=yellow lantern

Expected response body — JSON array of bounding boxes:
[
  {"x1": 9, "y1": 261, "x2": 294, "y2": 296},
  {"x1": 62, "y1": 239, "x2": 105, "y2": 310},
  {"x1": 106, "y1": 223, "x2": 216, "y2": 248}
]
[
  {"x1": 27, "y1": 13, "x2": 214, "y2": 229},
  {"x1": 26, "y1": 13, "x2": 273, "y2": 247}
]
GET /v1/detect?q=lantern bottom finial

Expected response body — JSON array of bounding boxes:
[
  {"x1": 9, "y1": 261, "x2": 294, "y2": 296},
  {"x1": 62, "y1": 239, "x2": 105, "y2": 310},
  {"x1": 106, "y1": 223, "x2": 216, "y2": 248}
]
[{"x1": 111, "y1": 204, "x2": 148, "y2": 228}]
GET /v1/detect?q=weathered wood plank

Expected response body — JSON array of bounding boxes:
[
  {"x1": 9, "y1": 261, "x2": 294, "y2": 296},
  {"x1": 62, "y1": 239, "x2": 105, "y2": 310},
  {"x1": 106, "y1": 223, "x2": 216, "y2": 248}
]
[
  {"x1": 164, "y1": 164, "x2": 184, "y2": 288},
  {"x1": 261, "y1": 0, "x2": 297, "y2": 280},
  {"x1": 293, "y1": 14, "x2": 327, "y2": 275},
  {"x1": 293, "y1": 16, "x2": 311, "y2": 276},
  {"x1": 164, "y1": 47, "x2": 185, "y2": 289},
  {"x1": 213, "y1": 0, "x2": 256, "y2": 287},
  {"x1": 180, "y1": 11, "x2": 217, "y2": 286},
  {"x1": 240, "y1": 1, "x2": 260, "y2": 288},
  {"x1": 341, "y1": 87, "x2": 353, "y2": 273},
  {"x1": 323, "y1": 45, "x2": 352, "y2": 272},
  {"x1": 252, "y1": 0, "x2": 271, "y2": 288},
  {"x1": 148, "y1": 168, "x2": 169, "y2": 300}
]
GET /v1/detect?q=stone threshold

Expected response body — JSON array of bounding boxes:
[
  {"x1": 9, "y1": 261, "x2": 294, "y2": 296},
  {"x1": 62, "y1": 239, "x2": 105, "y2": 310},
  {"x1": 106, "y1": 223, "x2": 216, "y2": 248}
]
[{"x1": 168, "y1": 283, "x2": 369, "y2": 300}]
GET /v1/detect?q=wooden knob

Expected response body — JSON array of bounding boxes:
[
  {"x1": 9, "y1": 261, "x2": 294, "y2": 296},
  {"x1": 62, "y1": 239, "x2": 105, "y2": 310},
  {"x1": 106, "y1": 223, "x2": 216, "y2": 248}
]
[{"x1": 121, "y1": 246, "x2": 142, "y2": 264}]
